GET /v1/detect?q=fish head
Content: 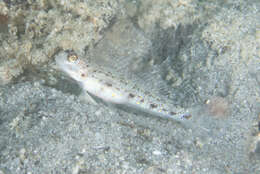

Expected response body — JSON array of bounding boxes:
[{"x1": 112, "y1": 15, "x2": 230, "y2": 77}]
[{"x1": 55, "y1": 50, "x2": 89, "y2": 82}]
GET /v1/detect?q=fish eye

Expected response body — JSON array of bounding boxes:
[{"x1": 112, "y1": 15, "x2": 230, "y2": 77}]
[{"x1": 67, "y1": 54, "x2": 78, "y2": 62}]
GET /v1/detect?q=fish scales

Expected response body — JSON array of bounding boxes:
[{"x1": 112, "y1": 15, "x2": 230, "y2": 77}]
[{"x1": 55, "y1": 50, "x2": 192, "y2": 123}]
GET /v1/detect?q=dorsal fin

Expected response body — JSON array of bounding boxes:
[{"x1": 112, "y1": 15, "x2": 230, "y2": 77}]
[
  {"x1": 89, "y1": 18, "x2": 151, "y2": 77},
  {"x1": 88, "y1": 19, "x2": 175, "y2": 99}
]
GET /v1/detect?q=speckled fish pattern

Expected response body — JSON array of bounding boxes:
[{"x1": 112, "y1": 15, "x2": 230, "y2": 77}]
[{"x1": 55, "y1": 50, "x2": 192, "y2": 123}]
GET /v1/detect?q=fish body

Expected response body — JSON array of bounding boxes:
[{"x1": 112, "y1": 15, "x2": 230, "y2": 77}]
[{"x1": 55, "y1": 50, "x2": 192, "y2": 123}]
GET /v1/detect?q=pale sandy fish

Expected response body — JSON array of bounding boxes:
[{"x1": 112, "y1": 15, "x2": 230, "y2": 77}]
[{"x1": 55, "y1": 50, "x2": 192, "y2": 124}]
